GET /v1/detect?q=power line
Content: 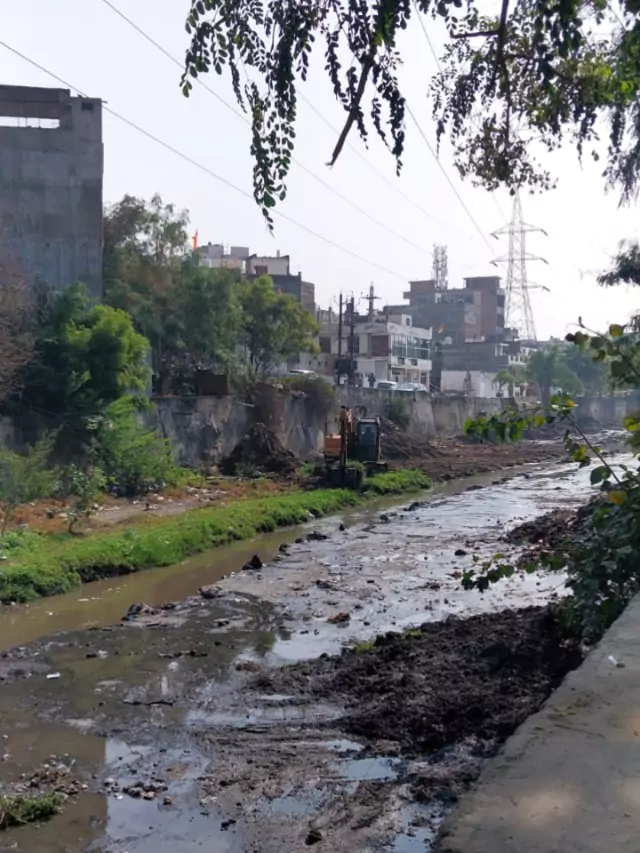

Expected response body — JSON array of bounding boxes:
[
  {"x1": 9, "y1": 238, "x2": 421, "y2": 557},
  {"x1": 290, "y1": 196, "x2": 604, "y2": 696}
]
[
  {"x1": 0, "y1": 39, "x2": 414, "y2": 283},
  {"x1": 98, "y1": 0, "x2": 435, "y2": 260},
  {"x1": 404, "y1": 102, "x2": 495, "y2": 255},
  {"x1": 412, "y1": 0, "x2": 442, "y2": 72},
  {"x1": 298, "y1": 92, "x2": 469, "y2": 236},
  {"x1": 411, "y1": 2, "x2": 507, "y2": 247}
]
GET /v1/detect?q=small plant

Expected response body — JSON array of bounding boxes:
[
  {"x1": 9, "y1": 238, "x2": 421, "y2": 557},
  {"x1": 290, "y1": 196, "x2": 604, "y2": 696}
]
[
  {"x1": 235, "y1": 462, "x2": 260, "y2": 479},
  {"x1": 0, "y1": 434, "x2": 60, "y2": 533},
  {"x1": 0, "y1": 793, "x2": 64, "y2": 829},
  {"x1": 383, "y1": 397, "x2": 410, "y2": 430},
  {"x1": 64, "y1": 464, "x2": 106, "y2": 533}
]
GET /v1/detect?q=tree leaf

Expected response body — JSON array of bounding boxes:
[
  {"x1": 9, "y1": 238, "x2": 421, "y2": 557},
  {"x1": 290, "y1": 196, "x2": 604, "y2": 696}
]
[
  {"x1": 590, "y1": 465, "x2": 612, "y2": 485},
  {"x1": 608, "y1": 489, "x2": 628, "y2": 505}
]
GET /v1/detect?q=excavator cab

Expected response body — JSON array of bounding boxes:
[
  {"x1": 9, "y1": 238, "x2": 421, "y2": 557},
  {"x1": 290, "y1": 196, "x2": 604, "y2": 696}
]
[{"x1": 355, "y1": 418, "x2": 382, "y2": 463}]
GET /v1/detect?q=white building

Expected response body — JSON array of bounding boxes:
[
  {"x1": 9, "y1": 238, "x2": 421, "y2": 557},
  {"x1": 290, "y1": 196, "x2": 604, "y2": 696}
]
[
  {"x1": 246, "y1": 252, "x2": 290, "y2": 276},
  {"x1": 198, "y1": 243, "x2": 249, "y2": 272},
  {"x1": 314, "y1": 313, "x2": 432, "y2": 385}
]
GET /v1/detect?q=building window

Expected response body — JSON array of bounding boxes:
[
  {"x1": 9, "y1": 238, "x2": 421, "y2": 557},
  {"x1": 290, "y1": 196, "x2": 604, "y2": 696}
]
[{"x1": 390, "y1": 334, "x2": 430, "y2": 360}]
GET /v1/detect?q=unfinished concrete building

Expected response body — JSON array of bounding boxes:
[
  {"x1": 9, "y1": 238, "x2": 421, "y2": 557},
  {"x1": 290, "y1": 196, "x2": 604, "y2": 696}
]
[{"x1": 0, "y1": 85, "x2": 103, "y2": 298}]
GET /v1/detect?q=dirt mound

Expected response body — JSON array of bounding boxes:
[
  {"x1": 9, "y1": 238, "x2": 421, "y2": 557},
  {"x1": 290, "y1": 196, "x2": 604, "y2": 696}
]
[
  {"x1": 266, "y1": 607, "x2": 582, "y2": 756},
  {"x1": 505, "y1": 499, "x2": 598, "y2": 549},
  {"x1": 379, "y1": 417, "x2": 442, "y2": 461},
  {"x1": 220, "y1": 423, "x2": 299, "y2": 477},
  {"x1": 505, "y1": 508, "x2": 575, "y2": 546}
]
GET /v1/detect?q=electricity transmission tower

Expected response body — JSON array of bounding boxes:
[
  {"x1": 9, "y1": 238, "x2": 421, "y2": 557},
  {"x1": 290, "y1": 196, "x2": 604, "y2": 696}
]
[
  {"x1": 432, "y1": 244, "x2": 448, "y2": 291},
  {"x1": 491, "y1": 192, "x2": 548, "y2": 341}
]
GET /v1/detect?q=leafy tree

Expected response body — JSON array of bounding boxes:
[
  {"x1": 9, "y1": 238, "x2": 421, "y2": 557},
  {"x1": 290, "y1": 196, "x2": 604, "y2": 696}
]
[
  {"x1": 526, "y1": 347, "x2": 581, "y2": 408},
  {"x1": 90, "y1": 397, "x2": 183, "y2": 496},
  {"x1": 181, "y1": 0, "x2": 640, "y2": 222},
  {"x1": 238, "y1": 276, "x2": 319, "y2": 375},
  {"x1": 179, "y1": 262, "x2": 243, "y2": 372},
  {"x1": 494, "y1": 366, "x2": 526, "y2": 396},
  {"x1": 21, "y1": 282, "x2": 150, "y2": 416},
  {"x1": 562, "y1": 341, "x2": 610, "y2": 394},
  {"x1": 0, "y1": 263, "x2": 35, "y2": 404},
  {"x1": 103, "y1": 193, "x2": 189, "y2": 276}
]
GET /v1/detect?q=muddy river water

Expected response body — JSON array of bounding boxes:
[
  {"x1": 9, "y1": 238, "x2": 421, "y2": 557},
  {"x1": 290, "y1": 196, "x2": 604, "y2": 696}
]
[{"x1": 0, "y1": 446, "x2": 629, "y2": 853}]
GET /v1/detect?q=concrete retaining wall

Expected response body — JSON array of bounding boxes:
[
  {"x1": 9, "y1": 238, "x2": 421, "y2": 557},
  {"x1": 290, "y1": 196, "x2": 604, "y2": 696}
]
[
  {"x1": 2, "y1": 390, "x2": 638, "y2": 468},
  {"x1": 147, "y1": 389, "x2": 505, "y2": 467}
]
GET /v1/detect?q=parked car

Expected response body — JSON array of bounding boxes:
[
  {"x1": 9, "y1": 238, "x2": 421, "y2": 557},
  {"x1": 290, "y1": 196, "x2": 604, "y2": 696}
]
[
  {"x1": 286, "y1": 369, "x2": 318, "y2": 378},
  {"x1": 376, "y1": 380, "x2": 398, "y2": 391},
  {"x1": 395, "y1": 382, "x2": 429, "y2": 393}
]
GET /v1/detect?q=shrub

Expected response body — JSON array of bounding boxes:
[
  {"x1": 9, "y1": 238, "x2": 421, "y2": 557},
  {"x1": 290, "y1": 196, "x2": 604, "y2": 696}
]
[
  {"x1": 91, "y1": 398, "x2": 183, "y2": 497},
  {"x1": 0, "y1": 434, "x2": 60, "y2": 532},
  {"x1": 280, "y1": 374, "x2": 336, "y2": 416},
  {"x1": 383, "y1": 396, "x2": 410, "y2": 430}
]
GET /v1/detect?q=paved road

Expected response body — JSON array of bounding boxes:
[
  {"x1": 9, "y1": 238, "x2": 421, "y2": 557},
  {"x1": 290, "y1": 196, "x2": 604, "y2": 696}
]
[{"x1": 437, "y1": 596, "x2": 640, "y2": 853}]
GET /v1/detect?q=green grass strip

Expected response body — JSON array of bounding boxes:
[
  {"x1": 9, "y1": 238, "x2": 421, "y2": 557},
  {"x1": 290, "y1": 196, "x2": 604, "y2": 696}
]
[{"x1": 0, "y1": 470, "x2": 430, "y2": 603}]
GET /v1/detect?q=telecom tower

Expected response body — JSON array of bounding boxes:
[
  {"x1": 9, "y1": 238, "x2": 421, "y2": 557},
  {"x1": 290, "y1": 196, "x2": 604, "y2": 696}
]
[
  {"x1": 432, "y1": 244, "x2": 448, "y2": 291},
  {"x1": 491, "y1": 192, "x2": 547, "y2": 341}
]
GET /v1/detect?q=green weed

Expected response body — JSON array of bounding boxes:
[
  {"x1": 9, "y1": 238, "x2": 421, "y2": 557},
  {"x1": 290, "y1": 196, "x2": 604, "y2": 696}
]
[{"x1": 0, "y1": 793, "x2": 64, "y2": 829}]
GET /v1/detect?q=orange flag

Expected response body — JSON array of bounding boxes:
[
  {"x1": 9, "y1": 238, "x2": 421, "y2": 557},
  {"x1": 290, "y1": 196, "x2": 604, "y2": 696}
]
[{"x1": 192, "y1": 230, "x2": 199, "y2": 250}]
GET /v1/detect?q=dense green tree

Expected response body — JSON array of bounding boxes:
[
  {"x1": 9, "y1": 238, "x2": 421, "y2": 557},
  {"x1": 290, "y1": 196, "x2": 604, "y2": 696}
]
[
  {"x1": 526, "y1": 346, "x2": 582, "y2": 408},
  {"x1": 181, "y1": 0, "x2": 640, "y2": 223},
  {"x1": 562, "y1": 342, "x2": 610, "y2": 394},
  {"x1": 238, "y1": 276, "x2": 319, "y2": 375},
  {"x1": 21, "y1": 282, "x2": 149, "y2": 416},
  {"x1": 104, "y1": 194, "x2": 245, "y2": 392},
  {"x1": 0, "y1": 264, "x2": 34, "y2": 404},
  {"x1": 494, "y1": 366, "x2": 526, "y2": 397}
]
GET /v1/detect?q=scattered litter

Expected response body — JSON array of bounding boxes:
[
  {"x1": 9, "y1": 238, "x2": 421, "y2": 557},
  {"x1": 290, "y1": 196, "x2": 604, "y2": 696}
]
[
  {"x1": 46, "y1": 673, "x2": 61, "y2": 680},
  {"x1": 608, "y1": 655, "x2": 625, "y2": 668}
]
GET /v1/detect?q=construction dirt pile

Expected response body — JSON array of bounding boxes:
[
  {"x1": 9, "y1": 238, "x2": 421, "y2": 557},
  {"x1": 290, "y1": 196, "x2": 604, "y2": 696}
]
[
  {"x1": 219, "y1": 423, "x2": 300, "y2": 478},
  {"x1": 379, "y1": 417, "x2": 442, "y2": 461},
  {"x1": 256, "y1": 606, "x2": 583, "y2": 798}
]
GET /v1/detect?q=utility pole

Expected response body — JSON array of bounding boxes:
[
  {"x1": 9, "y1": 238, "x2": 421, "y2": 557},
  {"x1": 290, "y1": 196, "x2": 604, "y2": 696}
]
[
  {"x1": 347, "y1": 295, "x2": 356, "y2": 359},
  {"x1": 491, "y1": 191, "x2": 548, "y2": 341},
  {"x1": 337, "y1": 292, "x2": 343, "y2": 357},
  {"x1": 362, "y1": 284, "x2": 380, "y2": 322}
]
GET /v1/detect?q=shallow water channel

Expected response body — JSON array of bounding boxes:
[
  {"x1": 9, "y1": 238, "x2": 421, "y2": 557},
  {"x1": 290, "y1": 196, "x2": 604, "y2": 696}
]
[{"x1": 0, "y1": 451, "x2": 628, "y2": 853}]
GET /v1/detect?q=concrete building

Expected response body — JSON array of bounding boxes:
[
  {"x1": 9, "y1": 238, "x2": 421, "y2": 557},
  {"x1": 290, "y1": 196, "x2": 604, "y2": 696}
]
[
  {"x1": 313, "y1": 312, "x2": 432, "y2": 385},
  {"x1": 198, "y1": 243, "x2": 249, "y2": 272},
  {"x1": 246, "y1": 252, "x2": 315, "y2": 315},
  {"x1": 0, "y1": 85, "x2": 103, "y2": 297},
  {"x1": 402, "y1": 275, "x2": 506, "y2": 345}
]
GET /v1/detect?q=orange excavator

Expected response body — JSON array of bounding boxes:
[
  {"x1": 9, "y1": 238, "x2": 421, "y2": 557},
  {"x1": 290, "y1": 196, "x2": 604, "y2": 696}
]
[{"x1": 322, "y1": 405, "x2": 387, "y2": 486}]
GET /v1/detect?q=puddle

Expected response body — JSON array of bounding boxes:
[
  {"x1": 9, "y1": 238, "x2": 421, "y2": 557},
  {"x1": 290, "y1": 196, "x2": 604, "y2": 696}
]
[
  {"x1": 390, "y1": 804, "x2": 446, "y2": 852},
  {"x1": 339, "y1": 756, "x2": 402, "y2": 781},
  {"x1": 259, "y1": 785, "x2": 327, "y2": 816}
]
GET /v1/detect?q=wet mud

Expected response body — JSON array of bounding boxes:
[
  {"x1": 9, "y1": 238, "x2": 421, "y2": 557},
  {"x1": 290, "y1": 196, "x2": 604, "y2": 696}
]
[
  {"x1": 259, "y1": 606, "x2": 583, "y2": 758},
  {"x1": 0, "y1": 445, "x2": 628, "y2": 853}
]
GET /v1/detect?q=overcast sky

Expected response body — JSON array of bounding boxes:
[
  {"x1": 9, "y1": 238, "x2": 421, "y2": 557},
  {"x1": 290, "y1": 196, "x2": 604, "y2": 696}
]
[{"x1": 3, "y1": 0, "x2": 639, "y2": 339}]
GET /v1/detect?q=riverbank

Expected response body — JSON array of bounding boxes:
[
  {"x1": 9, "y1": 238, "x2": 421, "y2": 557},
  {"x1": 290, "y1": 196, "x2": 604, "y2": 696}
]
[
  {"x1": 0, "y1": 469, "x2": 430, "y2": 604},
  {"x1": 0, "y1": 435, "x2": 570, "y2": 605},
  {"x1": 435, "y1": 593, "x2": 640, "y2": 853}
]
